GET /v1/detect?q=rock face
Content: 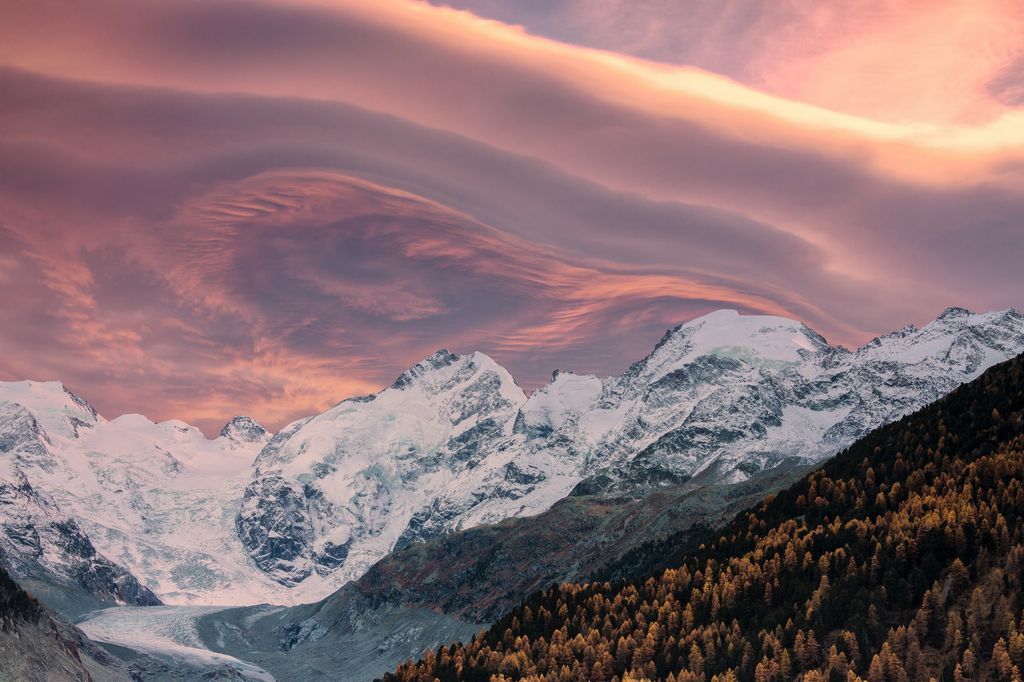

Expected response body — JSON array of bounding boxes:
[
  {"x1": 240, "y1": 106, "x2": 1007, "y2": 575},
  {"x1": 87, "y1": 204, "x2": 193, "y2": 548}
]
[
  {"x1": 219, "y1": 416, "x2": 269, "y2": 445},
  {"x1": 235, "y1": 307, "x2": 1024, "y2": 593},
  {"x1": 0, "y1": 471, "x2": 162, "y2": 612}
]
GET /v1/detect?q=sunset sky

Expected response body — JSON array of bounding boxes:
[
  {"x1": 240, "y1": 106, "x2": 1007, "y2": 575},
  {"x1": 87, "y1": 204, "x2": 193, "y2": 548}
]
[{"x1": 1, "y1": 0, "x2": 1022, "y2": 435}]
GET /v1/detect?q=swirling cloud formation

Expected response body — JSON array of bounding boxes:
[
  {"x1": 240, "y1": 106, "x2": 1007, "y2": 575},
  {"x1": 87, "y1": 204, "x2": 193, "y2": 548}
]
[{"x1": 0, "y1": 0, "x2": 1021, "y2": 433}]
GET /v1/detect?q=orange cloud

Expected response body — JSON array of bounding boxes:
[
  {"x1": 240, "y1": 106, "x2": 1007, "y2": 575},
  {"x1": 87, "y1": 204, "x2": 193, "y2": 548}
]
[{"x1": 748, "y1": 0, "x2": 1024, "y2": 126}]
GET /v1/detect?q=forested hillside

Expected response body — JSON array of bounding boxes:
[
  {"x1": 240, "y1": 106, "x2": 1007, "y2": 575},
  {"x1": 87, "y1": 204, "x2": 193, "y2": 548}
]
[{"x1": 384, "y1": 354, "x2": 1024, "y2": 682}]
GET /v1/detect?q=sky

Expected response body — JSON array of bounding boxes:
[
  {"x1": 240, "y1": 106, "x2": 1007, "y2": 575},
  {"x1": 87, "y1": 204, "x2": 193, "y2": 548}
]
[{"x1": 0, "y1": 0, "x2": 1022, "y2": 435}]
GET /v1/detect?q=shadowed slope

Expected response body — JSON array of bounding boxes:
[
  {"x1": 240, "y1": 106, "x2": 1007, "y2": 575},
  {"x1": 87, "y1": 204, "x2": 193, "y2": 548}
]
[{"x1": 0, "y1": 562, "x2": 130, "y2": 681}]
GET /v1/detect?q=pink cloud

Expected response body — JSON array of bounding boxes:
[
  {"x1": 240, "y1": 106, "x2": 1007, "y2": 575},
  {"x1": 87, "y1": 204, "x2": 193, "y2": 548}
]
[
  {"x1": 0, "y1": 167, "x2": 815, "y2": 434},
  {"x1": 0, "y1": 1, "x2": 1020, "y2": 433},
  {"x1": 425, "y1": 0, "x2": 1024, "y2": 125}
]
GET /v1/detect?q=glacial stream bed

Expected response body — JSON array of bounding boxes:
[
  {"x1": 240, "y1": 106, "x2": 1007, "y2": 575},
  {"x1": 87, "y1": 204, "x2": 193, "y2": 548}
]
[
  {"x1": 77, "y1": 602, "x2": 482, "y2": 682},
  {"x1": 78, "y1": 605, "x2": 277, "y2": 681}
]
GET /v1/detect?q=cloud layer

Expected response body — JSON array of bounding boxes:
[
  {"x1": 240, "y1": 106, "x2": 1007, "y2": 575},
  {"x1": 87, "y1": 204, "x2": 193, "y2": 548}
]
[{"x1": 0, "y1": 0, "x2": 1021, "y2": 434}]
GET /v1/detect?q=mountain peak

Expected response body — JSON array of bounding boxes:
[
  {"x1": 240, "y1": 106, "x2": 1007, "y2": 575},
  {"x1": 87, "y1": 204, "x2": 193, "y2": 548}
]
[
  {"x1": 914, "y1": 307, "x2": 1024, "y2": 337},
  {"x1": 0, "y1": 379, "x2": 101, "y2": 439},
  {"x1": 427, "y1": 348, "x2": 457, "y2": 365},
  {"x1": 219, "y1": 415, "x2": 269, "y2": 444},
  {"x1": 656, "y1": 309, "x2": 827, "y2": 364},
  {"x1": 390, "y1": 348, "x2": 464, "y2": 390},
  {"x1": 387, "y1": 348, "x2": 515, "y2": 395},
  {"x1": 937, "y1": 305, "x2": 974, "y2": 320}
]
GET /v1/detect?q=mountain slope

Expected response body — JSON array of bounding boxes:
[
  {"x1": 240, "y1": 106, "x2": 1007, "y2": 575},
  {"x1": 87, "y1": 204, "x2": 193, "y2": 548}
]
[
  {"x1": 386, "y1": 352, "x2": 1024, "y2": 682},
  {"x1": 0, "y1": 561, "x2": 131, "y2": 681},
  {"x1": 235, "y1": 349, "x2": 532, "y2": 592},
  {"x1": 193, "y1": 463, "x2": 806, "y2": 682},
  {"x1": 566, "y1": 306, "x2": 1024, "y2": 494}
]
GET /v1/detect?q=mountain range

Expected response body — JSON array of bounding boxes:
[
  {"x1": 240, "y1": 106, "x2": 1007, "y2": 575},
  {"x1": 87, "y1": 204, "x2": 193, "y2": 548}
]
[{"x1": 2, "y1": 307, "x2": 1023, "y2": 616}]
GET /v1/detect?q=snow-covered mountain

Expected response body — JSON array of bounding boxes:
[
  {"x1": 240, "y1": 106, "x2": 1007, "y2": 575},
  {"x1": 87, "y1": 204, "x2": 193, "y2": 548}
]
[
  {"x1": 0, "y1": 380, "x2": 283, "y2": 606},
  {"x1": 235, "y1": 306, "x2": 1024, "y2": 592},
  {"x1": 2, "y1": 307, "x2": 1023, "y2": 605},
  {"x1": 0, "y1": 385, "x2": 161, "y2": 614},
  {"x1": 551, "y1": 306, "x2": 1024, "y2": 494},
  {"x1": 235, "y1": 350, "x2": 531, "y2": 593}
]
